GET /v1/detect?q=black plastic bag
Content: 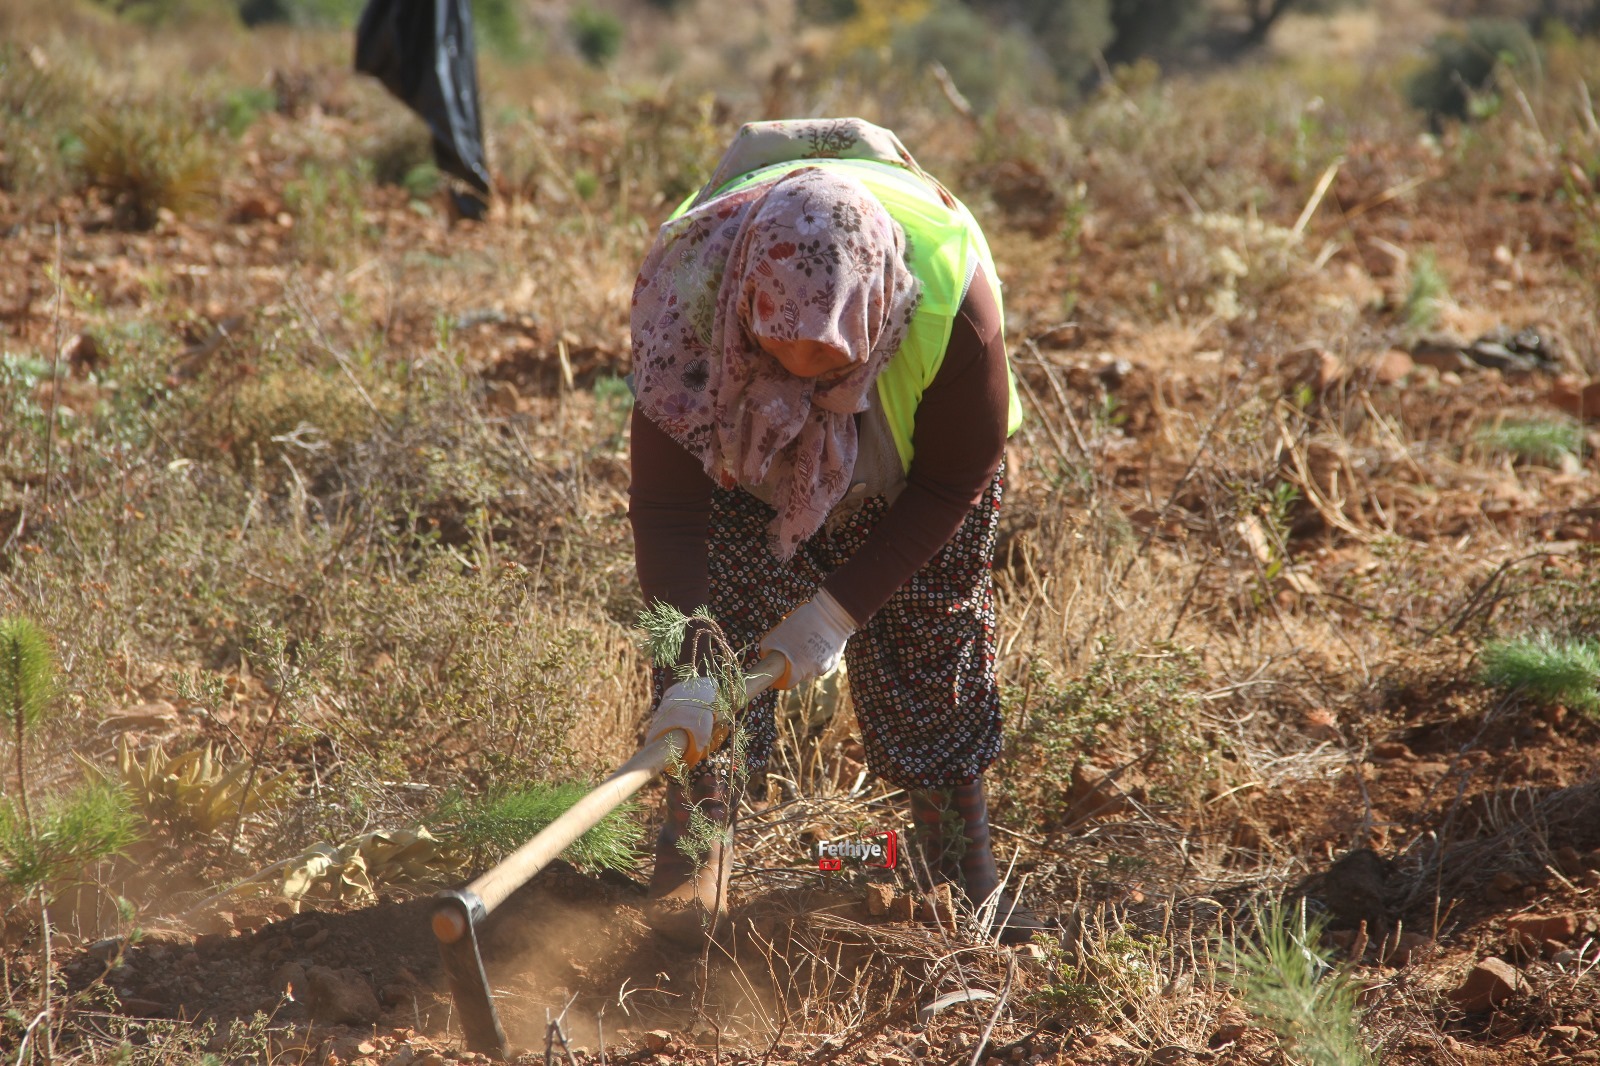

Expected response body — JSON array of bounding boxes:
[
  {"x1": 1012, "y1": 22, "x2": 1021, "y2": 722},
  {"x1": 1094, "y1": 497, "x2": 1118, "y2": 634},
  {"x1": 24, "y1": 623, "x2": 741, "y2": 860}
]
[{"x1": 355, "y1": 0, "x2": 491, "y2": 212}]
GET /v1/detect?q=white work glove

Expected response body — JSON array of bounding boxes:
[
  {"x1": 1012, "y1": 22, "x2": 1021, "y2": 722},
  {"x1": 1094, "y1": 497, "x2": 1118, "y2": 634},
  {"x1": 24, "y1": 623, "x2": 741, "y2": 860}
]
[
  {"x1": 646, "y1": 675, "x2": 723, "y2": 765},
  {"x1": 759, "y1": 589, "x2": 858, "y2": 691}
]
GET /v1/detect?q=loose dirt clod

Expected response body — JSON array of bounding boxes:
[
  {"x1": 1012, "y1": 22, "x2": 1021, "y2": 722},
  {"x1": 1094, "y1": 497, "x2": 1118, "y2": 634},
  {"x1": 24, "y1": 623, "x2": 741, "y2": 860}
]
[{"x1": 1449, "y1": 957, "x2": 1529, "y2": 1011}]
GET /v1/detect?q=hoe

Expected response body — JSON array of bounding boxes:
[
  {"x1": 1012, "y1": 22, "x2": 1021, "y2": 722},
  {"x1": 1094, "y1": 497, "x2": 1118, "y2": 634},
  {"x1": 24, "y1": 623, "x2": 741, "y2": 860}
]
[{"x1": 431, "y1": 652, "x2": 784, "y2": 1059}]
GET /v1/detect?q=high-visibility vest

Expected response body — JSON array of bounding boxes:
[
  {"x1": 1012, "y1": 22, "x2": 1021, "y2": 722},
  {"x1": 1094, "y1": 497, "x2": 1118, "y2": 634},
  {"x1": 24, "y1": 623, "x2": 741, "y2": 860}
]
[{"x1": 671, "y1": 157, "x2": 1023, "y2": 472}]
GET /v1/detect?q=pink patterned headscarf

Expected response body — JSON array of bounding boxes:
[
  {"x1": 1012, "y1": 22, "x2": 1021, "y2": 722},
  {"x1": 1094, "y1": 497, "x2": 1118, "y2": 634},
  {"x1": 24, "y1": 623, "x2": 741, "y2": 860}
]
[{"x1": 631, "y1": 167, "x2": 920, "y2": 559}]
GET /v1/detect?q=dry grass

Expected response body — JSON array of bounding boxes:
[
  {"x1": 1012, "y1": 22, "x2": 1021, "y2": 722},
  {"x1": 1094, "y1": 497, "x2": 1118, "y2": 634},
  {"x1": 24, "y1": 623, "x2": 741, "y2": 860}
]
[{"x1": 2, "y1": 0, "x2": 1600, "y2": 1062}]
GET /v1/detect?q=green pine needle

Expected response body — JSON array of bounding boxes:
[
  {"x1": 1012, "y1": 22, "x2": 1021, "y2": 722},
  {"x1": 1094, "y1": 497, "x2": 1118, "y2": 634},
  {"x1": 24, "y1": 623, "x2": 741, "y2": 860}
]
[
  {"x1": 0, "y1": 614, "x2": 55, "y2": 731},
  {"x1": 440, "y1": 782, "x2": 641, "y2": 872},
  {"x1": 636, "y1": 600, "x2": 692, "y2": 669},
  {"x1": 1225, "y1": 899, "x2": 1373, "y2": 1066},
  {"x1": 0, "y1": 782, "x2": 140, "y2": 895},
  {"x1": 1480, "y1": 633, "x2": 1600, "y2": 714},
  {"x1": 1475, "y1": 418, "x2": 1583, "y2": 465}
]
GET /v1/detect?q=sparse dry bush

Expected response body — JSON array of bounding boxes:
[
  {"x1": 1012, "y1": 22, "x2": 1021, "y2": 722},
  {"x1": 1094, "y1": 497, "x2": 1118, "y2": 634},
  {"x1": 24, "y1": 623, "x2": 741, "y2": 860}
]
[{"x1": 77, "y1": 104, "x2": 219, "y2": 229}]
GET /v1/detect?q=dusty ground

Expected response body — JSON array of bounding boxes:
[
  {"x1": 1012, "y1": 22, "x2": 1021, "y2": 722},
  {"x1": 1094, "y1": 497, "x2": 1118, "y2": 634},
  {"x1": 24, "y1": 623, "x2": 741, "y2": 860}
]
[{"x1": 4, "y1": 4, "x2": 1600, "y2": 1065}]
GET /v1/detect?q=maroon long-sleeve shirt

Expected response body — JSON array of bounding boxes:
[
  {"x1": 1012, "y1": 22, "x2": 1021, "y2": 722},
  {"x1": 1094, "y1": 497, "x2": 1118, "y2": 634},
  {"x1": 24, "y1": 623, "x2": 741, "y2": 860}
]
[{"x1": 629, "y1": 267, "x2": 1010, "y2": 627}]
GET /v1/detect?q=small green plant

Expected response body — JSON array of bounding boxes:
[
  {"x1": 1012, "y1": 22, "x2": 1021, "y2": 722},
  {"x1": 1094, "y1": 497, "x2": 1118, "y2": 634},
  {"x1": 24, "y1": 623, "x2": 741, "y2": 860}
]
[
  {"x1": 216, "y1": 85, "x2": 278, "y2": 138},
  {"x1": 1401, "y1": 249, "x2": 1448, "y2": 332},
  {"x1": 1406, "y1": 19, "x2": 1538, "y2": 125},
  {"x1": 283, "y1": 160, "x2": 373, "y2": 264},
  {"x1": 1028, "y1": 933, "x2": 1106, "y2": 1022},
  {"x1": 1225, "y1": 899, "x2": 1373, "y2": 1066},
  {"x1": 367, "y1": 121, "x2": 434, "y2": 188},
  {"x1": 2, "y1": 615, "x2": 54, "y2": 828},
  {"x1": 0, "y1": 782, "x2": 139, "y2": 895},
  {"x1": 1480, "y1": 633, "x2": 1600, "y2": 714},
  {"x1": 1011, "y1": 637, "x2": 1206, "y2": 819},
  {"x1": 1474, "y1": 417, "x2": 1582, "y2": 465},
  {"x1": 569, "y1": 6, "x2": 624, "y2": 67},
  {"x1": 442, "y1": 783, "x2": 640, "y2": 871},
  {"x1": 1, "y1": 615, "x2": 139, "y2": 1066}
]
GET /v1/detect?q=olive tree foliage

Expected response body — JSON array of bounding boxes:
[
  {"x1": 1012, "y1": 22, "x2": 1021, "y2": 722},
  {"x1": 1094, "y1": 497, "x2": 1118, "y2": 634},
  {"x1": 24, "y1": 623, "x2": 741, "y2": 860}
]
[{"x1": 959, "y1": 0, "x2": 1202, "y2": 82}]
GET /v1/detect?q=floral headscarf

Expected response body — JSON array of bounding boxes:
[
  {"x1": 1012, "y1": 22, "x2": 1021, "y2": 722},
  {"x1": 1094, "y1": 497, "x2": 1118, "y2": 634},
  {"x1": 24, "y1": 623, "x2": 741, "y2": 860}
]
[{"x1": 631, "y1": 166, "x2": 920, "y2": 559}]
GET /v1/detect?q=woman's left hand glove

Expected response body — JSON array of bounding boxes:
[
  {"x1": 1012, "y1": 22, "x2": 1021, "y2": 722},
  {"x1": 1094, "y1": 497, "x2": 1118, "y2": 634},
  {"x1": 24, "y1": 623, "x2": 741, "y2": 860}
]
[
  {"x1": 760, "y1": 590, "x2": 858, "y2": 690},
  {"x1": 647, "y1": 676, "x2": 723, "y2": 765}
]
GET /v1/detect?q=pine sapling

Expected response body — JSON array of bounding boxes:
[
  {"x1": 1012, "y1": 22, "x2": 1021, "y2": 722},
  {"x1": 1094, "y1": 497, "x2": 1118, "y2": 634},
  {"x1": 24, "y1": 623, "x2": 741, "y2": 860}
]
[
  {"x1": 1224, "y1": 899, "x2": 1373, "y2": 1066},
  {"x1": 0, "y1": 614, "x2": 139, "y2": 1066},
  {"x1": 1, "y1": 614, "x2": 54, "y2": 832}
]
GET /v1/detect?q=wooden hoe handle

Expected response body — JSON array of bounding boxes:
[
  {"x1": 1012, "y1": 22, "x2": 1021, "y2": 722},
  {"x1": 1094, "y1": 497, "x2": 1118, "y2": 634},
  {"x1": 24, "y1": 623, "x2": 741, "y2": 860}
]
[{"x1": 433, "y1": 651, "x2": 786, "y2": 938}]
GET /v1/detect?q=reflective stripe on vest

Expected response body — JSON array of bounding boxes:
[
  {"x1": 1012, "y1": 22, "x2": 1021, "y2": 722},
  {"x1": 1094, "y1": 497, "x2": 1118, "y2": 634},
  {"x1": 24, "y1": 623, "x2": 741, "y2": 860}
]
[{"x1": 670, "y1": 157, "x2": 1023, "y2": 471}]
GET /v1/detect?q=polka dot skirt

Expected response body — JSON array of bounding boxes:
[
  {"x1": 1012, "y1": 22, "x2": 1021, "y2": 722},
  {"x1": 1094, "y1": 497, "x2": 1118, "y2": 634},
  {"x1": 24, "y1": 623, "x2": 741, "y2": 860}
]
[{"x1": 667, "y1": 462, "x2": 1005, "y2": 791}]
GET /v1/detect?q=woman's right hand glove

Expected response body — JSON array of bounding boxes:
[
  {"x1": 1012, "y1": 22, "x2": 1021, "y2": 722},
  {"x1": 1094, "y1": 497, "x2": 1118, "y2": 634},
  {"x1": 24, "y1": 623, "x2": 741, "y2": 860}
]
[
  {"x1": 646, "y1": 675, "x2": 722, "y2": 765},
  {"x1": 759, "y1": 589, "x2": 858, "y2": 690}
]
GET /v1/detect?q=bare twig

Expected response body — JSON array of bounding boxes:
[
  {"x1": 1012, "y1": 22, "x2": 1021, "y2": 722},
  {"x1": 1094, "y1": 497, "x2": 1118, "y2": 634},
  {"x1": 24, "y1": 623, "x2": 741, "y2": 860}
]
[{"x1": 43, "y1": 224, "x2": 64, "y2": 515}]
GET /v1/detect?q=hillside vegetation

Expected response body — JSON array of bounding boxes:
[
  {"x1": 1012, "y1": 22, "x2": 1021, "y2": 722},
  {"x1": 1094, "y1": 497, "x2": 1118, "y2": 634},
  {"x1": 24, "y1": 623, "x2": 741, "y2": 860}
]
[{"x1": 2, "y1": 1, "x2": 1599, "y2": 1064}]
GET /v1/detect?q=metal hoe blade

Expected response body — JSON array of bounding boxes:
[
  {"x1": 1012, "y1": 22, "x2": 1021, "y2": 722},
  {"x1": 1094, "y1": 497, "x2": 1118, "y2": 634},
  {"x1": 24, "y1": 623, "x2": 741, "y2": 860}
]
[{"x1": 434, "y1": 889, "x2": 508, "y2": 1059}]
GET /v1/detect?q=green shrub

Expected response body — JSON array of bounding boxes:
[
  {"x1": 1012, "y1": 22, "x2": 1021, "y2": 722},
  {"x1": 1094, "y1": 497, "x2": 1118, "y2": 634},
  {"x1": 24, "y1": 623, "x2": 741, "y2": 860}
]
[
  {"x1": 889, "y1": 1, "x2": 1061, "y2": 110},
  {"x1": 570, "y1": 7, "x2": 624, "y2": 67},
  {"x1": 1225, "y1": 899, "x2": 1373, "y2": 1066},
  {"x1": 1406, "y1": 19, "x2": 1539, "y2": 123},
  {"x1": 1475, "y1": 416, "x2": 1583, "y2": 465},
  {"x1": 1, "y1": 615, "x2": 139, "y2": 902},
  {"x1": 1010, "y1": 639, "x2": 1206, "y2": 822},
  {"x1": 1480, "y1": 633, "x2": 1600, "y2": 714},
  {"x1": 1401, "y1": 249, "x2": 1448, "y2": 332},
  {"x1": 1, "y1": 782, "x2": 139, "y2": 897},
  {"x1": 440, "y1": 783, "x2": 640, "y2": 872},
  {"x1": 216, "y1": 85, "x2": 278, "y2": 138},
  {"x1": 475, "y1": 0, "x2": 535, "y2": 59},
  {"x1": 367, "y1": 121, "x2": 435, "y2": 188}
]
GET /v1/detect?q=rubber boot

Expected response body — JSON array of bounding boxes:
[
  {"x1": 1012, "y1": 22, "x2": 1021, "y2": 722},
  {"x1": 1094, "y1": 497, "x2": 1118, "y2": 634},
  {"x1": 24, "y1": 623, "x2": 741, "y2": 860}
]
[
  {"x1": 908, "y1": 779, "x2": 1049, "y2": 946},
  {"x1": 645, "y1": 766, "x2": 735, "y2": 945}
]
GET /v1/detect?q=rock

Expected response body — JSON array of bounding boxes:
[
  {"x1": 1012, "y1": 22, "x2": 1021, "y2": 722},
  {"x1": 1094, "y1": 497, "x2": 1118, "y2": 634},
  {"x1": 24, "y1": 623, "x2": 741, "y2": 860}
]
[
  {"x1": 1549, "y1": 1026, "x2": 1581, "y2": 1044},
  {"x1": 1507, "y1": 912, "x2": 1578, "y2": 944},
  {"x1": 641, "y1": 1030, "x2": 673, "y2": 1053},
  {"x1": 1384, "y1": 931, "x2": 1433, "y2": 967},
  {"x1": 1449, "y1": 957, "x2": 1528, "y2": 1011},
  {"x1": 270, "y1": 961, "x2": 307, "y2": 1002},
  {"x1": 1320, "y1": 848, "x2": 1392, "y2": 927},
  {"x1": 1065, "y1": 763, "x2": 1131, "y2": 825},
  {"x1": 919, "y1": 882, "x2": 958, "y2": 932},
  {"x1": 1373, "y1": 349, "x2": 1415, "y2": 386},
  {"x1": 1411, "y1": 335, "x2": 1472, "y2": 372},
  {"x1": 1208, "y1": 1020, "x2": 1249, "y2": 1048},
  {"x1": 1300, "y1": 707, "x2": 1340, "y2": 742},
  {"x1": 865, "y1": 883, "x2": 895, "y2": 917},
  {"x1": 383, "y1": 1051, "x2": 416, "y2": 1066},
  {"x1": 306, "y1": 965, "x2": 380, "y2": 1026},
  {"x1": 117, "y1": 996, "x2": 169, "y2": 1016},
  {"x1": 1547, "y1": 376, "x2": 1600, "y2": 422}
]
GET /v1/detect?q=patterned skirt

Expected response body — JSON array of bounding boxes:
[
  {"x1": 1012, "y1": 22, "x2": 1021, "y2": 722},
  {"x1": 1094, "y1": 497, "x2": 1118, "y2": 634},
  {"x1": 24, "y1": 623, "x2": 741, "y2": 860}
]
[{"x1": 663, "y1": 462, "x2": 1005, "y2": 791}]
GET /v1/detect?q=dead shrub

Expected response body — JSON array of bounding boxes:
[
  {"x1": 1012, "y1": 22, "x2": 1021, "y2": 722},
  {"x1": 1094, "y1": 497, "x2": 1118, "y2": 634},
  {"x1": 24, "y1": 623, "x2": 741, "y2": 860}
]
[{"x1": 77, "y1": 103, "x2": 219, "y2": 229}]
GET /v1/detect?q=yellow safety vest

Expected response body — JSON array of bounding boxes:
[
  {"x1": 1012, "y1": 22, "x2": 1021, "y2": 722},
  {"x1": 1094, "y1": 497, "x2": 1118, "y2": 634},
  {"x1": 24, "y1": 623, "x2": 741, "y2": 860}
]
[{"x1": 671, "y1": 157, "x2": 1023, "y2": 471}]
